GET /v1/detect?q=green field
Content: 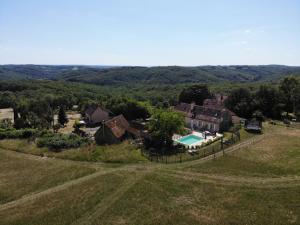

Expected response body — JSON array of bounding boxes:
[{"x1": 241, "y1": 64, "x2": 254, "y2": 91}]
[
  {"x1": 0, "y1": 124, "x2": 299, "y2": 225},
  {"x1": 0, "y1": 150, "x2": 95, "y2": 204},
  {"x1": 0, "y1": 140, "x2": 148, "y2": 164}
]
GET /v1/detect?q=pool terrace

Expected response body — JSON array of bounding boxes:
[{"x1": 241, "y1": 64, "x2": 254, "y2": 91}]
[{"x1": 173, "y1": 131, "x2": 222, "y2": 149}]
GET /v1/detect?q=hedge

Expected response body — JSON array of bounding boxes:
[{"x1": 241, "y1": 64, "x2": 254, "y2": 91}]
[
  {"x1": 37, "y1": 133, "x2": 88, "y2": 151},
  {"x1": 0, "y1": 128, "x2": 40, "y2": 139}
]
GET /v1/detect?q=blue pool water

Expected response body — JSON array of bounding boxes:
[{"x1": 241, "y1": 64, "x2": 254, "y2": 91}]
[{"x1": 177, "y1": 135, "x2": 203, "y2": 145}]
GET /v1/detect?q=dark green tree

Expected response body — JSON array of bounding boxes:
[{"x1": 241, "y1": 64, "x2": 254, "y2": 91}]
[
  {"x1": 254, "y1": 85, "x2": 280, "y2": 118},
  {"x1": 280, "y1": 76, "x2": 300, "y2": 113},
  {"x1": 0, "y1": 91, "x2": 16, "y2": 108},
  {"x1": 106, "y1": 98, "x2": 149, "y2": 120},
  {"x1": 58, "y1": 106, "x2": 68, "y2": 126},
  {"x1": 179, "y1": 84, "x2": 213, "y2": 106},
  {"x1": 225, "y1": 88, "x2": 254, "y2": 118}
]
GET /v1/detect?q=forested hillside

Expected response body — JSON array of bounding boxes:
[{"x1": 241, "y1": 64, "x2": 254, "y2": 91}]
[
  {"x1": 0, "y1": 65, "x2": 111, "y2": 80},
  {"x1": 60, "y1": 65, "x2": 300, "y2": 86},
  {"x1": 1, "y1": 65, "x2": 300, "y2": 85}
]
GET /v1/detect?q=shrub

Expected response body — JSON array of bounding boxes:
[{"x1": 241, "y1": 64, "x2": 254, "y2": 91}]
[
  {"x1": 37, "y1": 133, "x2": 88, "y2": 151},
  {"x1": 0, "y1": 128, "x2": 39, "y2": 139},
  {"x1": 0, "y1": 119, "x2": 13, "y2": 129}
]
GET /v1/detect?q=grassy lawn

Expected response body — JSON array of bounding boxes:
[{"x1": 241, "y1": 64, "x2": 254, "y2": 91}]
[
  {"x1": 56, "y1": 141, "x2": 148, "y2": 163},
  {"x1": 0, "y1": 150, "x2": 95, "y2": 204},
  {"x1": 186, "y1": 124, "x2": 300, "y2": 177},
  {"x1": 1, "y1": 171, "x2": 299, "y2": 225},
  {"x1": 0, "y1": 172, "x2": 130, "y2": 225},
  {"x1": 98, "y1": 173, "x2": 300, "y2": 225},
  {"x1": 0, "y1": 139, "x2": 148, "y2": 164},
  {"x1": 224, "y1": 127, "x2": 258, "y2": 141},
  {"x1": 0, "y1": 124, "x2": 299, "y2": 225}
]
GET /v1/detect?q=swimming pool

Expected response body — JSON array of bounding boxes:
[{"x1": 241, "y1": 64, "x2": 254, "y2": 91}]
[{"x1": 176, "y1": 134, "x2": 203, "y2": 146}]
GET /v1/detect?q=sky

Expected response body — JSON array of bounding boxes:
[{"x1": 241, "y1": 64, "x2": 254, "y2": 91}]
[{"x1": 0, "y1": 0, "x2": 300, "y2": 66}]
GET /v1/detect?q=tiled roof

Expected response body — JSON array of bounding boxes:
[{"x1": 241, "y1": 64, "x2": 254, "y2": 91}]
[
  {"x1": 85, "y1": 105, "x2": 111, "y2": 116},
  {"x1": 193, "y1": 105, "x2": 222, "y2": 118},
  {"x1": 85, "y1": 105, "x2": 98, "y2": 116},
  {"x1": 193, "y1": 105, "x2": 223, "y2": 123},
  {"x1": 174, "y1": 103, "x2": 192, "y2": 114},
  {"x1": 175, "y1": 102, "x2": 229, "y2": 124},
  {"x1": 105, "y1": 115, "x2": 139, "y2": 139}
]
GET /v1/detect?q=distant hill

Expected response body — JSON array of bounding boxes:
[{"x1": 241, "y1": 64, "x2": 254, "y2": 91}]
[
  {"x1": 1, "y1": 64, "x2": 300, "y2": 85},
  {"x1": 0, "y1": 65, "x2": 114, "y2": 80}
]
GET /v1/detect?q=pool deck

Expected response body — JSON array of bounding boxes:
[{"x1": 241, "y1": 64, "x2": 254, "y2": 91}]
[{"x1": 173, "y1": 131, "x2": 222, "y2": 149}]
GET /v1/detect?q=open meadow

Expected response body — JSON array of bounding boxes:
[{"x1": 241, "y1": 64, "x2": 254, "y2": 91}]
[{"x1": 0, "y1": 124, "x2": 299, "y2": 225}]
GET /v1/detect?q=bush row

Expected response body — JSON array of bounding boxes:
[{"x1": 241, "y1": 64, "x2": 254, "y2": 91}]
[
  {"x1": 0, "y1": 128, "x2": 40, "y2": 139},
  {"x1": 37, "y1": 133, "x2": 88, "y2": 151}
]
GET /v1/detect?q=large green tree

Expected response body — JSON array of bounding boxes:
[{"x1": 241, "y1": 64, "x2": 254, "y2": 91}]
[
  {"x1": 14, "y1": 99, "x2": 54, "y2": 129},
  {"x1": 254, "y1": 85, "x2": 281, "y2": 118},
  {"x1": 148, "y1": 109, "x2": 185, "y2": 149},
  {"x1": 280, "y1": 77, "x2": 300, "y2": 113},
  {"x1": 225, "y1": 88, "x2": 254, "y2": 118},
  {"x1": 179, "y1": 84, "x2": 213, "y2": 106},
  {"x1": 106, "y1": 98, "x2": 150, "y2": 120}
]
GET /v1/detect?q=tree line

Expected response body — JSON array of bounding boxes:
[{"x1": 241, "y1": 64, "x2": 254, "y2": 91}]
[{"x1": 225, "y1": 76, "x2": 300, "y2": 120}]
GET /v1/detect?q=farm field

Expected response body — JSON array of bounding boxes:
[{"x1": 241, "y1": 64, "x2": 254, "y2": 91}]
[{"x1": 0, "y1": 124, "x2": 300, "y2": 225}]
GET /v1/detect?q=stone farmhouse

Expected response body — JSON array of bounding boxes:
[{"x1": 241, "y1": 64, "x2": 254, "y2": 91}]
[
  {"x1": 174, "y1": 95, "x2": 236, "y2": 132},
  {"x1": 94, "y1": 114, "x2": 140, "y2": 144}
]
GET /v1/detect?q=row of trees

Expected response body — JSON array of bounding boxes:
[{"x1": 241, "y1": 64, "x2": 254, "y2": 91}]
[
  {"x1": 13, "y1": 103, "x2": 69, "y2": 130},
  {"x1": 226, "y1": 77, "x2": 300, "y2": 119}
]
